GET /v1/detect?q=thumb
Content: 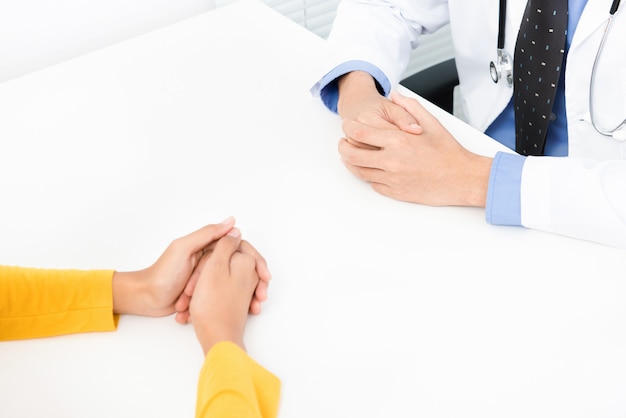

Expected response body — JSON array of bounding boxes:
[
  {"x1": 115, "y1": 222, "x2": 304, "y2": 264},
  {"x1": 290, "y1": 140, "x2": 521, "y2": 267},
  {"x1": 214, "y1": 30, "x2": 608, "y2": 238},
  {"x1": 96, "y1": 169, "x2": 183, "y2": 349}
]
[
  {"x1": 179, "y1": 216, "x2": 236, "y2": 254},
  {"x1": 390, "y1": 91, "x2": 432, "y2": 130},
  {"x1": 208, "y1": 228, "x2": 243, "y2": 267}
]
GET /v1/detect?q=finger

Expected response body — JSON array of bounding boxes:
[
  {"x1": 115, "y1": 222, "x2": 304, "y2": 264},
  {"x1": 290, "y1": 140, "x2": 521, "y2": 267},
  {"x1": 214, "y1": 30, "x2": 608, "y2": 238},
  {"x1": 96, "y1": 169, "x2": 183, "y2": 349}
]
[
  {"x1": 385, "y1": 93, "x2": 423, "y2": 134},
  {"x1": 343, "y1": 119, "x2": 418, "y2": 152},
  {"x1": 208, "y1": 228, "x2": 243, "y2": 270},
  {"x1": 249, "y1": 298, "x2": 262, "y2": 315},
  {"x1": 230, "y1": 251, "x2": 260, "y2": 308},
  {"x1": 339, "y1": 138, "x2": 386, "y2": 170},
  {"x1": 346, "y1": 137, "x2": 380, "y2": 151},
  {"x1": 238, "y1": 240, "x2": 271, "y2": 283},
  {"x1": 177, "y1": 216, "x2": 237, "y2": 255},
  {"x1": 341, "y1": 157, "x2": 388, "y2": 185},
  {"x1": 176, "y1": 251, "x2": 211, "y2": 310},
  {"x1": 342, "y1": 119, "x2": 389, "y2": 149},
  {"x1": 175, "y1": 310, "x2": 190, "y2": 324},
  {"x1": 200, "y1": 241, "x2": 218, "y2": 255},
  {"x1": 175, "y1": 292, "x2": 192, "y2": 312},
  {"x1": 371, "y1": 182, "x2": 401, "y2": 201},
  {"x1": 253, "y1": 278, "x2": 269, "y2": 302},
  {"x1": 390, "y1": 91, "x2": 432, "y2": 127},
  {"x1": 342, "y1": 159, "x2": 392, "y2": 198}
]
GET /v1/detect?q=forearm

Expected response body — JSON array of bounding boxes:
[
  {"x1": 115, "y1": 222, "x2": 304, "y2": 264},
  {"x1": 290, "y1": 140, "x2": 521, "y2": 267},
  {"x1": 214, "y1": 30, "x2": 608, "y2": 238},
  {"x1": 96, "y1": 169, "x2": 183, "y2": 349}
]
[
  {"x1": 459, "y1": 154, "x2": 492, "y2": 208},
  {"x1": 327, "y1": 0, "x2": 421, "y2": 88},
  {"x1": 112, "y1": 269, "x2": 157, "y2": 316},
  {"x1": 0, "y1": 265, "x2": 117, "y2": 341}
]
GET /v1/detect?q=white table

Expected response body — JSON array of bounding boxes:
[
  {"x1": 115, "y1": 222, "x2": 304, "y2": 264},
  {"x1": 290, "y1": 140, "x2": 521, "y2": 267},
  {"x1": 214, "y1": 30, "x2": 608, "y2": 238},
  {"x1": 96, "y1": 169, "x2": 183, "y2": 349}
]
[{"x1": 1, "y1": 1, "x2": 625, "y2": 417}]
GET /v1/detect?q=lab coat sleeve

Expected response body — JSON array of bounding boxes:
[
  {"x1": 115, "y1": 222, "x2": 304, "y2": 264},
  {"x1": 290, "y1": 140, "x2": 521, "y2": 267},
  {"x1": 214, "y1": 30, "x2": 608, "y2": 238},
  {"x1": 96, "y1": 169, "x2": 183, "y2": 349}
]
[
  {"x1": 195, "y1": 341, "x2": 281, "y2": 418},
  {"x1": 0, "y1": 265, "x2": 117, "y2": 341},
  {"x1": 316, "y1": 60, "x2": 391, "y2": 112},
  {"x1": 521, "y1": 157, "x2": 626, "y2": 248},
  {"x1": 312, "y1": 0, "x2": 450, "y2": 93}
]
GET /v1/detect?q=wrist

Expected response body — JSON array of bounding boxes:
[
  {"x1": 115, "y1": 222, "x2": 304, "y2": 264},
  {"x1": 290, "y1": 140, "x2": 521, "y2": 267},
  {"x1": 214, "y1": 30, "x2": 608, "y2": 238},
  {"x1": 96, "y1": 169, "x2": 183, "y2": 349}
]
[
  {"x1": 337, "y1": 71, "x2": 380, "y2": 116},
  {"x1": 462, "y1": 155, "x2": 492, "y2": 207},
  {"x1": 112, "y1": 271, "x2": 141, "y2": 315},
  {"x1": 194, "y1": 322, "x2": 245, "y2": 356},
  {"x1": 112, "y1": 269, "x2": 159, "y2": 316}
]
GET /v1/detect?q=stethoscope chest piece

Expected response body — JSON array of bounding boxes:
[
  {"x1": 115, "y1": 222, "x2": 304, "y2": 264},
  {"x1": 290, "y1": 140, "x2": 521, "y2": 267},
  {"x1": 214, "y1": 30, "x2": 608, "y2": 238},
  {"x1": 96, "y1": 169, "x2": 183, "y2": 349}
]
[{"x1": 490, "y1": 48, "x2": 513, "y2": 87}]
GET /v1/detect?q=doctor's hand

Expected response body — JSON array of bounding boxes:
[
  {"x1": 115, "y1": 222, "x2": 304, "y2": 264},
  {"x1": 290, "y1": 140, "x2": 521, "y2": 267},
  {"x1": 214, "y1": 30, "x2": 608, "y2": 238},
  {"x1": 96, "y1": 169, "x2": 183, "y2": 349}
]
[
  {"x1": 189, "y1": 228, "x2": 260, "y2": 354},
  {"x1": 337, "y1": 71, "x2": 423, "y2": 148},
  {"x1": 339, "y1": 91, "x2": 493, "y2": 207}
]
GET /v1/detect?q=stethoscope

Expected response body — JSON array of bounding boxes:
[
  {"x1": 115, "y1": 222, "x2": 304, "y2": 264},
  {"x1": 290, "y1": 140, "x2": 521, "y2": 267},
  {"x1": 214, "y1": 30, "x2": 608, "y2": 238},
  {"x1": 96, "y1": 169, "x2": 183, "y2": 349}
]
[
  {"x1": 489, "y1": 0, "x2": 625, "y2": 138},
  {"x1": 489, "y1": 0, "x2": 514, "y2": 88}
]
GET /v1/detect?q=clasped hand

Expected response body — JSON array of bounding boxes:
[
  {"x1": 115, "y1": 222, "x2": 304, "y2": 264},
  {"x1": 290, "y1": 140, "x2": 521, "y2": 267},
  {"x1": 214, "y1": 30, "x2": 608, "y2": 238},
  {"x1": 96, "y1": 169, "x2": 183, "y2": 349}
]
[
  {"x1": 112, "y1": 216, "x2": 271, "y2": 332},
  {"x1": 337, "y1": 83, "x2": 491, "y2": 208}
]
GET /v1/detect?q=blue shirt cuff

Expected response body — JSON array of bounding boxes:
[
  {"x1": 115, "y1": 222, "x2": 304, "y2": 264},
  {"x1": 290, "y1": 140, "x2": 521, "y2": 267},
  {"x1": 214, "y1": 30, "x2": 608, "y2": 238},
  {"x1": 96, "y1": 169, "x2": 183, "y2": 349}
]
[
  {"x1": 485, "y1": 151, "x2": 526, "y2": 226},
  {"x1": 314, "y1": 61, "x2": 391, "y2": 113}
]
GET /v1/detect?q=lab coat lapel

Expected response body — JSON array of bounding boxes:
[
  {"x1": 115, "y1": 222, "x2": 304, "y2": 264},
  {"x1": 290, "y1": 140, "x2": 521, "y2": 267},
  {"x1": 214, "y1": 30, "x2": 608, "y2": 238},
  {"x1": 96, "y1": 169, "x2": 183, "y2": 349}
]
[
  {"x1": 505, "y1": 0, "x2": 528, "y2": 50},
  {"x1": 570, "y1": 0, "x2": 613, "y2": 53}
]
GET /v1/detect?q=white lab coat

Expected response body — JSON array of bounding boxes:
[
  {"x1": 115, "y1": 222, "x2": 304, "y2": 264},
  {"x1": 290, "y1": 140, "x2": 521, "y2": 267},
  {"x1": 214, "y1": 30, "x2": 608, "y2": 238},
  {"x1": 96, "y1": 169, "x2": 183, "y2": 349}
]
[{"x1": 317, "y1": 0, "x2": 626, "y2": 248}]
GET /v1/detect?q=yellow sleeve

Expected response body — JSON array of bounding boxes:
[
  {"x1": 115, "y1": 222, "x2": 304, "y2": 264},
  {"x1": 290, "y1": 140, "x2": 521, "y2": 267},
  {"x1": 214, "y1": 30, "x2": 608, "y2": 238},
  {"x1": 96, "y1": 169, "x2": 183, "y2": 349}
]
[
  {"x1": 196, "y1": 341, "x2": 281, "y2": 418},
  {"x1": 0, "y1": 265, "x2": 118, "y2": 341}
]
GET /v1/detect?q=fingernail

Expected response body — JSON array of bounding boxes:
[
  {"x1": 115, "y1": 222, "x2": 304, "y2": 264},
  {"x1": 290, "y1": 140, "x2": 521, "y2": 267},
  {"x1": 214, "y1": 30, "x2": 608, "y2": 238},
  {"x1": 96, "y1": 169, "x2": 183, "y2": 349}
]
[
  {"x1": 409, "y1": 123, "x2": 420, "y2": 130},
  {"x1": 220, "y1": 216, "x2": 235, "y2": 225},
  {"x1": 227, "y1": 227, "x2": 241, "y2": 237}
]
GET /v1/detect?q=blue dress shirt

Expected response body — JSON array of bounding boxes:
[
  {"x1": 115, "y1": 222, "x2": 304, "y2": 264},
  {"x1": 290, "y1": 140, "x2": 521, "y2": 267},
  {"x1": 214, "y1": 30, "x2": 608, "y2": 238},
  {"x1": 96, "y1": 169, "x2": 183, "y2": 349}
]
[{"x1": 318, "y1": 0, "x2": 588, "y2": 226}]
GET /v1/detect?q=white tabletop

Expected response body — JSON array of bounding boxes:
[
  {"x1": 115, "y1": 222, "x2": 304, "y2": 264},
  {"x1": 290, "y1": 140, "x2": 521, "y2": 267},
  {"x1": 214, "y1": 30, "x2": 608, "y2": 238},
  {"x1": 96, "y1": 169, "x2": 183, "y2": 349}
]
[{"x1": 1, "y1": 1, "x2": 625, "y2": 417}]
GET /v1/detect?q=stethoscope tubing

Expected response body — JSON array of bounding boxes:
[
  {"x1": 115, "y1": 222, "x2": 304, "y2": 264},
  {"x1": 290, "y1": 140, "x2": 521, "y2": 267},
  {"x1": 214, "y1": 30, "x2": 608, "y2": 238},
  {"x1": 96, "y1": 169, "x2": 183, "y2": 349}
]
[{"x1": 589, "y1": 14, "x2": 626, "y2": 137}]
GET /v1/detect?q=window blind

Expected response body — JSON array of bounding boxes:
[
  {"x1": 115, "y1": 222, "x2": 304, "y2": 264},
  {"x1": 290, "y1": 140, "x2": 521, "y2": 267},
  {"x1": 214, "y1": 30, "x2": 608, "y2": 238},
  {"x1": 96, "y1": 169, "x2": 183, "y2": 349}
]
[{"x1": 216, "y1": 0, "x2": 339, "y2": 38}]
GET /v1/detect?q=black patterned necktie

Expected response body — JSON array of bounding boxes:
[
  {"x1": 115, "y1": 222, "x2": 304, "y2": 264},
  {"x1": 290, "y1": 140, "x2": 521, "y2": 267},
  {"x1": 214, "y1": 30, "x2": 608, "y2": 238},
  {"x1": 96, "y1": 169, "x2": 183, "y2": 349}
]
[{"x1": 514, "y1": 0, "x2": 568, "y2": 156}]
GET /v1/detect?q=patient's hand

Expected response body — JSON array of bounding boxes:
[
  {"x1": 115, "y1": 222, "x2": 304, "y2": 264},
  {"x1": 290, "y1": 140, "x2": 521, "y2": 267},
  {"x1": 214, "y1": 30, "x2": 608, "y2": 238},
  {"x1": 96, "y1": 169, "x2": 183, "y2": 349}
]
[
  {"x1": 111, "y1": 217, "x2": 270, "y2": 320},
  {"x1": 188, "y1": 228, "x2": 260, "y2": 354}
]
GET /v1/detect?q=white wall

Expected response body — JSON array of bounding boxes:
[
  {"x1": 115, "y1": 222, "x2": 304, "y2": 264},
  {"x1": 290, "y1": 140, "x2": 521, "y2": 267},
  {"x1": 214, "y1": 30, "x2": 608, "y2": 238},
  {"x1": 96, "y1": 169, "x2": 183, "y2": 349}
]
[
  {"x1": 0, "y1": 0, "x2": 215, "y2": 83},
  {"x1": 0, "y1": 0, "x2": 453, "y2": 84}
]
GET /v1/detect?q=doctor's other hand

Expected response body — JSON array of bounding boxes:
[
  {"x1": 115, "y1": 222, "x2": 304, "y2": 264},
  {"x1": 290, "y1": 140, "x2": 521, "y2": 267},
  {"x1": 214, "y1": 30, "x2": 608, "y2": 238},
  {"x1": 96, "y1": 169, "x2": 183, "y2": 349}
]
[
  {"x1": 111, "y1": 217, "x2": 238, "y2": 318},
  {"x1": 337, "y1": 71, "x2": 423, "y2": 146},
  {"x1": 189, "y1": 228, "x2": 260, "y2": 355},
  {"x1": 339, "y1": 91, "x2": 493, "y2": 207}
]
